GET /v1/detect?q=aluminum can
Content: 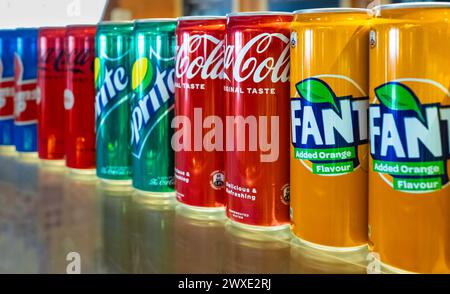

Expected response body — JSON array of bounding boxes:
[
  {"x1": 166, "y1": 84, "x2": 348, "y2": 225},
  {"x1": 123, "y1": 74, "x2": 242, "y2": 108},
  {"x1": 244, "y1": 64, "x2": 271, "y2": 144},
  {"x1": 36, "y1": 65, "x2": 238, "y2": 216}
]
[
  {"x1": 131, "y1": 19, "x2": 176, "y2": 194},
  {"x1": 37, "y1": 27, "x2": 66, "y2": 161},
  {"x1": 65, "y1": 25, "x2": 97, "y2": 172},
  {"x1": 95, "y1": 21, "x2": 133, "y2": 183},
  {"x1": 369, "y1": 3, "x2": 450, "y2": 273},
  {"x1": 14, "y1": 28, "x2": 38, "y2": 153},
  {"x1": 290, "y1": 8, "x2": 370, "y2": 250},
  {"x1": 0, "y1": 30, "x2": 16, "y2": 148},
  {"x1": 224, "y1": 12, "x2": 292, "y2": 228},
  {"x1": 174, "y1": 16, "x2": 226, "y2": 209}
]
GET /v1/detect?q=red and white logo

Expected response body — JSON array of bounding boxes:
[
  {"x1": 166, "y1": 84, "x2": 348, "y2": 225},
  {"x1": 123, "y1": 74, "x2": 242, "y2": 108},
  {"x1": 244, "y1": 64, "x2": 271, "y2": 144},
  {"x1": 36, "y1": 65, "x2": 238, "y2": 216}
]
[
  {"x1": 14, "y1": 53, "x2": 38, "y2": 123},
  {"x1": 176, "y1": 34, "x2": 224, "y2": 81},
  {"x1": 224, "y1": 33, "x2": 290, "y2": 84}
]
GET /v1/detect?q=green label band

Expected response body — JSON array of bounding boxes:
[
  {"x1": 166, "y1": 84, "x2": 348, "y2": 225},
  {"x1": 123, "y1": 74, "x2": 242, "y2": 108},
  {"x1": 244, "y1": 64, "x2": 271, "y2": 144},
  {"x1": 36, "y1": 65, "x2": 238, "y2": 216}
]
[
  {"x1": 393, "y1": 177, "x2": 442, "y2": 192},
  {"x1": 294, "y1": 147, "x2": 356, "y2": 161},
  {"x1": 313, "y1": 161, "x2": 354, "y2": 175},
  {"x1": 373, "y1": 160, "x2": 444, "y2": 176}
]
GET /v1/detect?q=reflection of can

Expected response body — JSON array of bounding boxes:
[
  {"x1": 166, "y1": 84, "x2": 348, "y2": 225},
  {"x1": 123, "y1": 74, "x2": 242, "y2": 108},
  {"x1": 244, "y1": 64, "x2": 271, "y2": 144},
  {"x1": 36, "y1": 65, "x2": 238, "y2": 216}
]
[
  {"x1": 290, "y1": 8, "x2": 370, "y2": 250},
  {"x1": 0, "y1": 30, "x2": 16, "y2": 148},
  {"x1": 37, "y1": 27, "x2": 66, "y2": 161},
  {"x1": 131, "y1": 195, "x2": 176, "y2": 273},
  {"x1": 14, "y1": 28, "x2": 39, "y2": 153},
  {"x1": 224, "y1": 12, "x2": 291, "y2": 228},
  {"x1": 174, "y1": 205, "x2": 225, "y2": 273},
  {"x1": 223, "y1": 223, "x2": 290, "y2": 273},
  {"x1": 369, "y1": 3, "x2": 450, "y2": 273},
  {"x1": 65, "y1": 25, "x2": 97, "y2": 172},
  {"x1": 174, "y1": 16, "x2": 226, "y2": 209},
  {"x1": 95, "y1": 22, "x2": 133, "y2": 183},
  {"x1": 98, "y1": 184, "x2": 133, "y2": 273},
  {"x1": 131, "y1": 20, "x2": 176, "y2": 194}
]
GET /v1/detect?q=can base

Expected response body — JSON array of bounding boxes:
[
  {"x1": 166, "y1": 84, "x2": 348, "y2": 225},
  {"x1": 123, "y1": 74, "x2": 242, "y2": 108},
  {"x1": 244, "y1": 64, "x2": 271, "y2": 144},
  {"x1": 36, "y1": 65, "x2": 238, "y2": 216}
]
[
  {"x1": 69, "y1": 168, "x2": 96, "y2": 175},
  {"x1": 225, "y1": 220, "x2": 291, "y2": 242},
  {"x1": 40, "y1": 159, "x2": 65, "y2": 167},
  {"x1": 176, "y1": 202, "x2": 227, "y2": 221},
  {"x1": 292, "y1": 234, "x2": 368, "y2": 253},
  {"x1": 134, "y1": 189, "x2": 175, "y2": 198},
  {"x1": 17, "y1": 152, "x2": 38, "y2": 162},
  {"x1": 0, "y1": 145, "x2": 16, "y2": 156},
  {"x1": 100, "y1": 178, "x2": 132, "y2": 185},
  {"x1": 227, "y1": 219, "x2": 290, "y2": 233}
]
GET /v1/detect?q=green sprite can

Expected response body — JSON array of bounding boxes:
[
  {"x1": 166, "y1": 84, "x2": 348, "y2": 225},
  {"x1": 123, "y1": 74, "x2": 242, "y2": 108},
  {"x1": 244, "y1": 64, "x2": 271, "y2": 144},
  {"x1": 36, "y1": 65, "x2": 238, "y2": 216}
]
[
  {"x1": 95, "y1": 21, "x2": 134, "y2": 184},
  {"x1": 130, "y1": 19, "x2": 176, "y2": 195}
]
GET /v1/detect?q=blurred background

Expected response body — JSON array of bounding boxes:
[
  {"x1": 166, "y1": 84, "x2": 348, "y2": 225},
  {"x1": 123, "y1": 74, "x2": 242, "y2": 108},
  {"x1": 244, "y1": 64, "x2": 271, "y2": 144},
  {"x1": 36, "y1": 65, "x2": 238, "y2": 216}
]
[{"x1": 103, "y1": 0, "x2": 450, "y2": 20}]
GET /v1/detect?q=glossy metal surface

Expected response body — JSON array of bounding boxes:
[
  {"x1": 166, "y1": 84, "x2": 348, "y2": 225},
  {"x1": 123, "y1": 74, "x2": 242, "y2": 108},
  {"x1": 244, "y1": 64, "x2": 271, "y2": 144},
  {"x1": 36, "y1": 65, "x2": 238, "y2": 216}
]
[{"x1": 0, "y1": 154, "x2": 377, "y2": 273}]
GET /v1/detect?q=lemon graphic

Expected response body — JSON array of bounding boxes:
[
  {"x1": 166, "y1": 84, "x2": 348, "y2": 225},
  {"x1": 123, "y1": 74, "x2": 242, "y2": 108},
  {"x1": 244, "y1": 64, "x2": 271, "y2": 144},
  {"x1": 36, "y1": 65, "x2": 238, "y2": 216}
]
[
  {"x1": 132, "y1": 57, "x2": 153, "y2": 91},
  {"x1": 94, "y1": 57, "x2": 101, "y2": 87}
]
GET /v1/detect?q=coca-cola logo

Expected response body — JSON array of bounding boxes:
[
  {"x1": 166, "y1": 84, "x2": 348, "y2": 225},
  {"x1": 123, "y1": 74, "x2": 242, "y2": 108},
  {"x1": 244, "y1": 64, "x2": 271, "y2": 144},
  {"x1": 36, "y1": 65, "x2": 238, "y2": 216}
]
[
  {"x1": 66, "y1": 49, "x2": 95, "y2": 74},
  {"x1": 224, "y1": 33, "x2": 290, "y2": 84},
  {"x1": 176, "y1": 34, "x2": 224, "y2": 80},
  {"x1": 38, "y1": 48, "x2": 67, "y2": 72},
  {"x1": 38, "y1": 49, "x2": 95, "y2": 73}
]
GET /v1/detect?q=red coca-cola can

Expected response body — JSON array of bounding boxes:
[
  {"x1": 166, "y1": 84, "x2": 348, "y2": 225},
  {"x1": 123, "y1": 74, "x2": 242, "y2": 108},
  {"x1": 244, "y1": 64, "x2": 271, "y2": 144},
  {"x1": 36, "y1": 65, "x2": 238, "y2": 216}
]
[
  {"x1": 64, "y1": 25, "x2": 96, "y2": 172},
  {"x1": 174, "y1": 16, "x2": 226, "y2": 209},
  {"x1": 37, "y1": 27, "x2": 66, "y2": 161},
  {"x1": 224, "y1": 12, "x2": 291, "y2": 228}
]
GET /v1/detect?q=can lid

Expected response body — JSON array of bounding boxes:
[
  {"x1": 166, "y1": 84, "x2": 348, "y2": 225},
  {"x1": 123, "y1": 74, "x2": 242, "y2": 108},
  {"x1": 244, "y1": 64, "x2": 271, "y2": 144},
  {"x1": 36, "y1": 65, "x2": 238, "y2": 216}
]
[
  {"x1": 135, "y1": 18, "x2": 177, "y2": 23},
  {"x1": 293, "y1": 7, "x2": 371, "y2": 15},
  {"x1": 99, "y1": 20, "x2": 134, "y2": 25},
  {"x1": 178, "y1": 15, "x2": 226, "y2": 21},
  {"x1": 227, "y1": 11, "x2": 292, "y2": 17},
  {"x1": 374, "y1": 2, "x2": 450, "y2": 12},
  {"x1": 66, "y1": 24, "x2": 97, "y2": 28}
]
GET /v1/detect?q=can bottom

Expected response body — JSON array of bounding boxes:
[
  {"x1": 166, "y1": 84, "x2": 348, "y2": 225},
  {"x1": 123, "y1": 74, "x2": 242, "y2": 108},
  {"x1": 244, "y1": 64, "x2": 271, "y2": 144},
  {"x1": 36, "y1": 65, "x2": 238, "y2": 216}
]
[
  {"x1": 176, "y1": 202, "x2": 227, "y2": 221},
  {"x1": 292, "y1": 234, "x2": 368, "y2": 253},
  {"x1": 227, "y1": 219, "x2": 290, "y2": 232},
  {"x1": 17, "y1": 152, "x2": 38, "y2": 162},
  {"x1": 100, "y1": 178, "x2": 132, "y2": 185},
  {"x1": 133, "y1": 188, "x2": 175, "y2": 198},
  {"x1": 40, "y1": 158, "x2": 65, "y2": 167},
  {"x1": 69, "y1": 168, "x2": 96, "y2": 175},
  {"x1": 379, "y1": 259, "x2": 416, "y2": 274},
  {"x1": 0, "y1": 145, "x2": 16, "y2": 156}
]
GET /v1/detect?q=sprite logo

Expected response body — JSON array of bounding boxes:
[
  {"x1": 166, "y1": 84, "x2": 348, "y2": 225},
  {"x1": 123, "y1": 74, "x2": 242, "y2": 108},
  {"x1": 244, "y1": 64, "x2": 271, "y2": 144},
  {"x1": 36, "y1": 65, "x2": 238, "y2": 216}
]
[
  {"x1": 94, "y1": 57, "x2": 130, "y2": 120},
  {"x1": 291, "y1": 77, "x2": 368, "y2": 176},
  {"x1": 370, "y1": 81, "x2": 450, "y2": 193},
  {"x1": 130, "y1": 57, "x2": 175, "y2": 158}
]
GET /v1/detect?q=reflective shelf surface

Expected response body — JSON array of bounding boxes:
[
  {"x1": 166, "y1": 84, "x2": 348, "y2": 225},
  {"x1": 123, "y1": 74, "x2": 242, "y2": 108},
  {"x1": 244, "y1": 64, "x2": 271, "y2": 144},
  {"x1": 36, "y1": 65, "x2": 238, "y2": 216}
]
[{"x1": 0, "y1": 152, "x2": 381, "y2": 274}]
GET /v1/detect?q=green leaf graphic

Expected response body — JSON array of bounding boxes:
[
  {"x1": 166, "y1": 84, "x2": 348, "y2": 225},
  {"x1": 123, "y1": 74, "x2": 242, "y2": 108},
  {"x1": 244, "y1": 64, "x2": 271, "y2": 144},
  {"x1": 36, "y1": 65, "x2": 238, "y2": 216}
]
[
  {"x1": 296, "y1": 78, "x2": 338, "y2": 112},
  {"x1": 375, "y1": 82, "x2": 424, "y2": 122}
]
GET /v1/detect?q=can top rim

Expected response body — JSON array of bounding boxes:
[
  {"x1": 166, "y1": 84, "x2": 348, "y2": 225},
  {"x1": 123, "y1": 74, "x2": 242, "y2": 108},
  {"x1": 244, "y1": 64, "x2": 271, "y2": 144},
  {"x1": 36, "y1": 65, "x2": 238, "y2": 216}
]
[
  {"x1": 374, "y1": 2, "x2": 450, "y2": 11},
  {"x1": 135, "y1": 18, "x2": 177, "y2": 23},
  {"x1": 178, "y1": 15, "x2": 226, "y2": 21},
  {"x1": 100, "y1": 20, "x2": 133, "y2": 25},
  {"x1": 293, "y1": 7, "x2": 371, "y2": 15},
  {"x1": 227, "y1": 11, "x2": 292, "y2": 17},
  {"x1": 38, "y1": 26, "x2": 66, "y2": 30},
  {"x1": 66, "y1": 24, "x2": 97, "y2": 28}
]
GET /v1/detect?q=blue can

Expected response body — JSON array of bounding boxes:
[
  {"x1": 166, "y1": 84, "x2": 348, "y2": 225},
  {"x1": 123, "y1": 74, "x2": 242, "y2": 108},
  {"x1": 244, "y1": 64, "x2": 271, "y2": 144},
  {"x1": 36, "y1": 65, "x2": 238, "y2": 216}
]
[
  {"x1": 14, "y1": 28, "x2": 38, "y2": 153},
  {"x1": 0, "y1": 30, "x2": 16, "y2": 146}
]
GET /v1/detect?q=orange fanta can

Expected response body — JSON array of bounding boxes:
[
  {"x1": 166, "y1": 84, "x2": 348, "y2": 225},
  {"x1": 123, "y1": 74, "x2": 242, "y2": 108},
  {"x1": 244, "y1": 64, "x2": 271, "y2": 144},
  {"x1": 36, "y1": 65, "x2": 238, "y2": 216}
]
[
  {"x1": 290, "y1": 8, "x2": 371, "y2": 250},
  {"x1": 369, "y1": 3, "x2": 450, "y2": 273}
]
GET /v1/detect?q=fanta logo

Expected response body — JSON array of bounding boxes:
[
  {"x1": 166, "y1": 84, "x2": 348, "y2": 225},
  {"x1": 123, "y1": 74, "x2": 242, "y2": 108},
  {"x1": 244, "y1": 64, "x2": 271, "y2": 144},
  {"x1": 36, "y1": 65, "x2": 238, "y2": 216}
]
[
  {"x1": 291, "y1": 78, "x2": 368, "y2": 176},
  {"x1": 176, "y1": 34, "x2": 224, "y2": 80},
  {"x1": 370, "y1": 81, "x2": 450, "y2": 193},
  {"x1": 224, "y1": 33, "x2": 290, "y2": 83},
  {"x1": 95, "y1": 62, "x2": 129, "y2": 118},
  {"x1": 131, "y1": 61, "x2": 175, "y2": 157}
]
